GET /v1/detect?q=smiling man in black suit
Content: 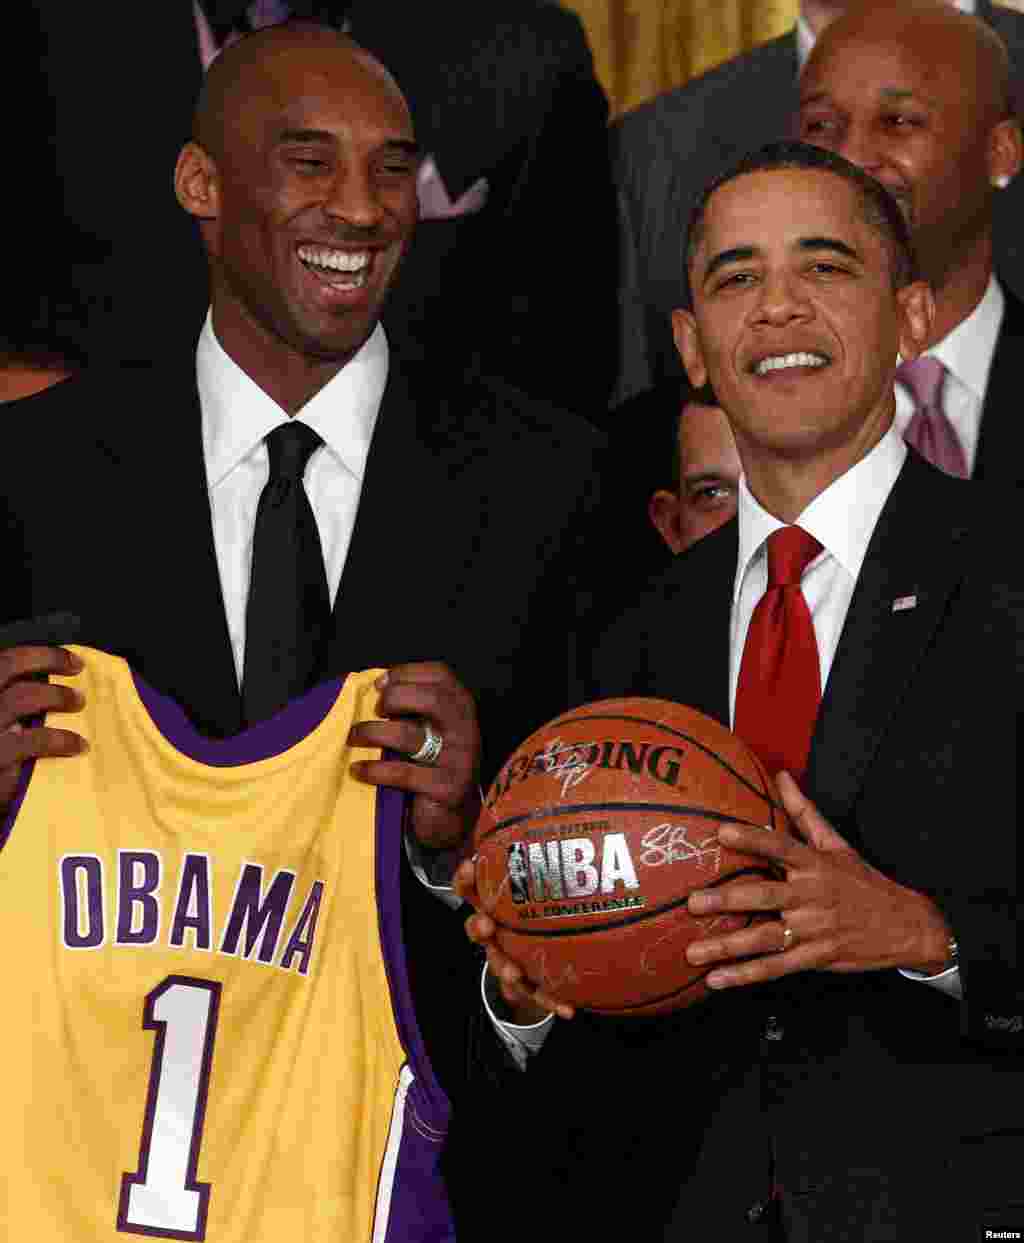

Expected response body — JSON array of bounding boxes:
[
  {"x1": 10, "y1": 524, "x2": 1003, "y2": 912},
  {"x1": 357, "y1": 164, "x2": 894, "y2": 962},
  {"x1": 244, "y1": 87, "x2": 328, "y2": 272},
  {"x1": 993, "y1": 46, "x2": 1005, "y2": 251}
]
[
  {"x1": 465, "y1": 141, "x2": 1022, "y2": 1241},
  {"x1": 0, "y1": 23, "x2": 604, "y2": 1238}
]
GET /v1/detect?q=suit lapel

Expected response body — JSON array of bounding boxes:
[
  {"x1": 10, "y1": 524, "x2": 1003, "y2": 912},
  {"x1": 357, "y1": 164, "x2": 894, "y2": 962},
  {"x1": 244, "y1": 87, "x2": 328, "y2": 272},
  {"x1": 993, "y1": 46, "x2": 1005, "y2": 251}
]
[
  {"x1": 625, "y1": 519, "x2": 736, "y2": 726},
  {"x1": 323, "y1": 358, "x2": 468, "y2": 673},
  {"x1": 805, "y1": 456, "x2": 973, "y2": 839},
  {"x1": 92, "y1": 365, "x2": 242, "y2": 736},
  {"x1": 973, "y1": 283, "x2": 1024, "y2": 485}
]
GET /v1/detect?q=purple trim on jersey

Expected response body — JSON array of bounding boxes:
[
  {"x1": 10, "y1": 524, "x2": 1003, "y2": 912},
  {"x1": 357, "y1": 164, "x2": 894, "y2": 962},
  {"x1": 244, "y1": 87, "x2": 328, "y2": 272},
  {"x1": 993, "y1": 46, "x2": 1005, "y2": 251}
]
[
  {"x1": 132, "y1": 673, "x2": 344, "y2": 765},
  {"x1": 374, "y1": 770, "x2": 455, "y2": 1242},
  {"x1": 0, "y1": 755, "x2": 36, "y2": 854}
]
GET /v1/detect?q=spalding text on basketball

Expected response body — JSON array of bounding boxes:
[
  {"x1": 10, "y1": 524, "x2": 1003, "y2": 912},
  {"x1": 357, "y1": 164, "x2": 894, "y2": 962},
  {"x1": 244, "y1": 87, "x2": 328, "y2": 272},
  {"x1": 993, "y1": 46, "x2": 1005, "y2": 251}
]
[{"x1": 485, "y1": 739, "x2": 685, "y2": 807}]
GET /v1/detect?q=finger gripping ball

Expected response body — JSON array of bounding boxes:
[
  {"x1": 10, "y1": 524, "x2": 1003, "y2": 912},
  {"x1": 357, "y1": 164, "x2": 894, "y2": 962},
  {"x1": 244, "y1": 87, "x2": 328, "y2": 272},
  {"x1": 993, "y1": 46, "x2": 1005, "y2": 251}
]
[{"x1": 473, "y1": 698, "x2": 787, "y2": 1016}]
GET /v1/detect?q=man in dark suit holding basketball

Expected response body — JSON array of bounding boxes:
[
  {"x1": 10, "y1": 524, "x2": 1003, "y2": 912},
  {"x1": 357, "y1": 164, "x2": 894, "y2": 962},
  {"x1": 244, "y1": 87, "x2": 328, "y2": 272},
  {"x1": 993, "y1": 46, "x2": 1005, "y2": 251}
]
[{"x1": 464, "y1": 142, "x2": 1022, "y2": 1241}]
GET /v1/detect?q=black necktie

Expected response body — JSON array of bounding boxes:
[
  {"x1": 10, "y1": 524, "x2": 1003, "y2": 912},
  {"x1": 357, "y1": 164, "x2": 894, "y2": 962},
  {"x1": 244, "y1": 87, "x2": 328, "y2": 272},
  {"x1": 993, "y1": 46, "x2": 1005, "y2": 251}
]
[{"x1": 242, "y1": 422, "x2": 331, "y2": 725}]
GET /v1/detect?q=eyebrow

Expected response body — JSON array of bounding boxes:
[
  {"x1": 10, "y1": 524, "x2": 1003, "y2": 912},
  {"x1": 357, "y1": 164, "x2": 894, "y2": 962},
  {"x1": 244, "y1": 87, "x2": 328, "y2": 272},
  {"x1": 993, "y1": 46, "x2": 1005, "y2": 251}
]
[
  {"x1": 683, "y1": 471, "x2": 731, "y2": 486},
  {"x1": 276, "y1": 128, "x2": 421, "y2": 158},
  {"x1": 702, "y1": 236, "x2": 861, "y2": 284},
  {"x1": 799, "y1": 86, "x2": 933, "y2": 109},
  {"x1": 703, "y1": 245, "x2": 756, "y2": 282},
  {"x1": 797, "y1": 236, "x2": 862, "y2": 263},
  {"x1": 879, "y1": 87, "x2": 933, "y2": 107}
]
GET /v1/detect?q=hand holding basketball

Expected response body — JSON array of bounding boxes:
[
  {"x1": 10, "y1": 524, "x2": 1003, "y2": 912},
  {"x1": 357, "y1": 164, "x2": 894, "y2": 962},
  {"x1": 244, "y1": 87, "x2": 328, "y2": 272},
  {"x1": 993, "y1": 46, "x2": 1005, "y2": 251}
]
[
  {"x1": 472, "y1": 697, "x2": 790, "y2": 1016},
  {"x1": 456, "y1": 857, "x2": 575, "y2": 1021},
  {"x1": 684, "y1": 772, "x2": 955, "y2": 986}
]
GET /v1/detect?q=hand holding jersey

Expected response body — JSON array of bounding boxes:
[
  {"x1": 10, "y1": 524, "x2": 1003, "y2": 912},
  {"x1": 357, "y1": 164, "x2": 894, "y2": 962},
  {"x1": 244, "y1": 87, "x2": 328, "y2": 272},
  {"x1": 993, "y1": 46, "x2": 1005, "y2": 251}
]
[
  {"x1": 0, "y1": 641, "x2": 483, "y2": 857},
  {"x1": 0, "y1": 643, "x2": 87, "y2": 810},
  {"x1": 349, "y1": 662, "x2": 482, "y2": 850}
]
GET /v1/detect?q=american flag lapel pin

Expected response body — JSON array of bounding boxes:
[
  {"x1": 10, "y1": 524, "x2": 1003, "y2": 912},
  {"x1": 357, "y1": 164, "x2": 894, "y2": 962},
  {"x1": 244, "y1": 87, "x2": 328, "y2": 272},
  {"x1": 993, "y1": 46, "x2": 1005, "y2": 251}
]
[{"x1": 892, "y1": 594, "x2": 918, "y2": 612}]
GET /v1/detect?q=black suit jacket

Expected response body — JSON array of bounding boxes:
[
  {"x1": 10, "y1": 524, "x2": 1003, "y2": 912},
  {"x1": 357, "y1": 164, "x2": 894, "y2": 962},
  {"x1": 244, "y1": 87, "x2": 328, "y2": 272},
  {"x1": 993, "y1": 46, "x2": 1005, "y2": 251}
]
[
  {"x1": 610, "y1": 0, "x2": 1024, "y2": 407},
  {"x1": 528, "y1": 453, "x2": 1022, "y2": 1239},
  {"x1": 975, "y1": 282, "x2": 1024, "y2": 483},
  {"x1": 350, "y1": 0, "x2": 617, "y2": 416},
  {"x1": 0, "y1": 350, "x2": 606, "y2": 1238}
]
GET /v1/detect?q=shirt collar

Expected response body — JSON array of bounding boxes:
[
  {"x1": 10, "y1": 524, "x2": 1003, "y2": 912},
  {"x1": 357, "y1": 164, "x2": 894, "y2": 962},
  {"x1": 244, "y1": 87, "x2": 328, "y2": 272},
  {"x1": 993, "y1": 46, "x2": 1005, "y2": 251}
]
[
  {"x1": 796, "y1": 0, "x2": 976, "y2": 72},
  {"x1": 734, "y1": 421, "x2": 907, "y2": 602},
  {"x1": 796, "y1": 15, "x2": 815, "y2": 72},
  {"x1": 926, "y1": 274, "x2": 1003, "y2": 404},
  {"x1": 198, "y1": 313, "x2": 389, "y2": 488}
]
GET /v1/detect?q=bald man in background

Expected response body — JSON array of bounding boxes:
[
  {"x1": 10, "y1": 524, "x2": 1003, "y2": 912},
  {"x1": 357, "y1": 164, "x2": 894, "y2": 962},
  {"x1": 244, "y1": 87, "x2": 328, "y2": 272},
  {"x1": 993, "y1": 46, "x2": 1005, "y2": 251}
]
[
  {"x1": 611, "y1": 0, "x2": 1024, "y2": 407},
  {"x1": 796, "y1": 0, "x2": 1024, "y2": 484}
]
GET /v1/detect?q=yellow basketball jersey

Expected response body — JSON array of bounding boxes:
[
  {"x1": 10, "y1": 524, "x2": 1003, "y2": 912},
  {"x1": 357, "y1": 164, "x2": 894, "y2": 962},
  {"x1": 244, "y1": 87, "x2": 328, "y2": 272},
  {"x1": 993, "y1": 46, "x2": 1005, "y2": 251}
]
[{"x1": 0, "y1": 647, "x2": 453, "y2": 1242}]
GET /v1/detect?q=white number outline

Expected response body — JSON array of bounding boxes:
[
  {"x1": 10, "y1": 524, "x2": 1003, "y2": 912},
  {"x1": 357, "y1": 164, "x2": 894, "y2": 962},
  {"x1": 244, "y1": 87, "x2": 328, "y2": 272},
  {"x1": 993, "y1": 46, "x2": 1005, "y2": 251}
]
[{"x1": 117, "y1": 976, "x2": 222, "y2": 1240}]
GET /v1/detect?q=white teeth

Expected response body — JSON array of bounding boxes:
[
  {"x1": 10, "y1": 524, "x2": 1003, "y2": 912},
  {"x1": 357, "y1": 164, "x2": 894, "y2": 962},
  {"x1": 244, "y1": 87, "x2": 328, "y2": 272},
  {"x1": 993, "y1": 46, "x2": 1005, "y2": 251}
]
[
  {"x1": 755, "y1": 352, "x2": 828, "y2": 376},
  {"x1": 297, "y1": 246, "x2": 371, "y2": 273}
]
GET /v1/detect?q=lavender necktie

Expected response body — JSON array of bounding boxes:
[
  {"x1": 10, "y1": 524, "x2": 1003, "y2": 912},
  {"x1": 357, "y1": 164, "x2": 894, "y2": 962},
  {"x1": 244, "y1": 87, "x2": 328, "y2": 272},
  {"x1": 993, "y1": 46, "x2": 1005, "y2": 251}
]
[{"x1": 896, "y1": 356, "x2": 969, "y2": 479}]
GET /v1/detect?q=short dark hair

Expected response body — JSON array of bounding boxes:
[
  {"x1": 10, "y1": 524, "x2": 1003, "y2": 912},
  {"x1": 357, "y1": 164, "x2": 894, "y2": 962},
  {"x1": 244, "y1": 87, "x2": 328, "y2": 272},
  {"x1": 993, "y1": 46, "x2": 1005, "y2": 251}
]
[
  {"x1": 608, "y1": 378, "x2": 718, "y2": 494},
  {"x1": 684, "y1": 141, "x2": 918, "y2": 306}
]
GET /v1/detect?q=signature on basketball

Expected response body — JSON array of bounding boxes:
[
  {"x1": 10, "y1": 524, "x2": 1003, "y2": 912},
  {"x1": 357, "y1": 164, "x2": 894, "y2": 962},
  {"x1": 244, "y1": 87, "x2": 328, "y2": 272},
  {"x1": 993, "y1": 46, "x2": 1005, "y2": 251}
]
[
  {"x1": 538, "y1": 738, "x2": 595, "y2": 797},
  {"x1": 639, "y1": 913, "x2": 735, "y2": 975},
  {"x1": 639, "y1": 823, "x2": 721, "y2": 872},
  {"x1": 529, "y1": 945, "x2": 592, "y2": 993}
]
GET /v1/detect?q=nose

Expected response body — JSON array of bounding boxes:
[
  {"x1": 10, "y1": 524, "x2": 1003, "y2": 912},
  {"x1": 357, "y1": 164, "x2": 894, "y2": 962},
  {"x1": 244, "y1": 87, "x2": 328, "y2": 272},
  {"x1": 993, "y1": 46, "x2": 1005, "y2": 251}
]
[
  {"x1": 834, "y1": 121, "x2": 883, "y2": 177},
  {"x1": 753, "y1": 268, "x2": 811, "y2": 326},
  {"x1": 322, "y1": 161, "x2": 385, "y2": 231}
]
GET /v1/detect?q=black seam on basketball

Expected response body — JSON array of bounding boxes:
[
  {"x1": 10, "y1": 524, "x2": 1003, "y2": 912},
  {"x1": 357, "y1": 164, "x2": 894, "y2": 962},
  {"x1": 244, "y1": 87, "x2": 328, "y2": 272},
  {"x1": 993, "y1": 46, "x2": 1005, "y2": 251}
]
[
  {"x1": 476, "y1": 802, "x2": 768, "y2": 846},
  {"x1": 490, "y1": 866, "x2": 771, "y2": 937},
  {"x1": 544, "y1": 712, "x2": 782, "y2": 808},
  {"x1": 588, "y1": 964, "x2": 716, "y2": 1012},
  {"x1": 586, "y1": 917, "x2": 759, "y2": 1013},
  {"x1": 747, "y1": 752, "x2": 777, "y2": 832}
]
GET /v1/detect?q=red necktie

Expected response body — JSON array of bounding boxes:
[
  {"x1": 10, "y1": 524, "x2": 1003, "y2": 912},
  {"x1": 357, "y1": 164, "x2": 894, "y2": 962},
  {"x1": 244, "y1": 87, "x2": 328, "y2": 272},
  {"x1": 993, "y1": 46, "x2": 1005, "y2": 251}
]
[{"x1": 734, "y1": 526, "x2": 823, "y2": 780}]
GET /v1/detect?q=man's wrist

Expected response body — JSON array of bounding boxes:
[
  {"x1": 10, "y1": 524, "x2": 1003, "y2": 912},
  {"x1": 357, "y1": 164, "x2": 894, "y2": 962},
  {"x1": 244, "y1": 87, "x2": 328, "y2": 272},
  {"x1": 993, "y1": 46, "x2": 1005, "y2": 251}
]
[{"x1": 902, "y1": 901, "x2": 957, "y2": 976}]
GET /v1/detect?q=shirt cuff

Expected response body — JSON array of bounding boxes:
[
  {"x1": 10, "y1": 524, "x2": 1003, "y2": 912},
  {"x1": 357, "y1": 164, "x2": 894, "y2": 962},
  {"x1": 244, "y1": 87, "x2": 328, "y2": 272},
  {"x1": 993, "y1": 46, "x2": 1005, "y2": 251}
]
[
  {"x1": 898, "y1": 963, "x2": 963, "y2": 1000},
  {"x1": 481, "y1": 964, "x2": 555, "y2": 1071},
  {"x1": 403, "y1": 832, "x2": 463, "y2": 911}
]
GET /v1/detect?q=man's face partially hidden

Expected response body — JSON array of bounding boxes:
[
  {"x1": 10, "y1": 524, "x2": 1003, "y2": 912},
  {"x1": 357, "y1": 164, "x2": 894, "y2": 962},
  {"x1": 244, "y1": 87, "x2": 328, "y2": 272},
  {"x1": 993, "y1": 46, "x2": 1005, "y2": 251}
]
[
  {"x1": 649, "y1": 403, "x2": 740, "y2": 554},
  {"x1": 796, "y1": 15, "x2": 1006, "y2": 288}
]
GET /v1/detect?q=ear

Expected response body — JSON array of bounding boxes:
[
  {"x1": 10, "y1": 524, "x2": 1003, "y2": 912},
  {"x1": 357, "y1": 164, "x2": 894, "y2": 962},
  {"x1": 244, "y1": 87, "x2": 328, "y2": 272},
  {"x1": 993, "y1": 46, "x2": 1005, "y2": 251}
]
[
  {"x1": 174, "y1": 142, "x2": 220, "y2": 222},
  {"x1": 894, "y1": 280, "x2": 935, "y2": 362},
  {"x1": 987, "y1": 117, "x2": 1023, "y2": 188},
  {"x1": 671, "y1": 308, "x2": 708, "y2": 389},
  {"x1": 648, "y1": 490, "x2": 685, "y2": 554}
]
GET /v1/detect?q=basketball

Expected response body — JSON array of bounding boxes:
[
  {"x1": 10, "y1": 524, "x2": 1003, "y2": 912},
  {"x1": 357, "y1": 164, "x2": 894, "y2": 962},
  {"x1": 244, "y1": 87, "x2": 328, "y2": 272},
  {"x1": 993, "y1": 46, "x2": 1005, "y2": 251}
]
[{"x1": 473, "y1": 697, "x2": 788, "y2": 1017}]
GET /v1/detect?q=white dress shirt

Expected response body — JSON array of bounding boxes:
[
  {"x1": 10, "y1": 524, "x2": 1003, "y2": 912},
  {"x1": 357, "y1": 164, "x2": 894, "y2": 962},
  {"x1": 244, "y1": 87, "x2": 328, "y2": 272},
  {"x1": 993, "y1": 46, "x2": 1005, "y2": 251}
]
[
  {"x1": 197, "y1": 314, "x2": 467, "y2": 936},
  {"x1": 197, "y1": 312, "x2": 388, "y2": 685},
  {"x1": 732, "y1": 425, "x2": 960, "y2": 998},
  {"x1": 730, "y1": 425, "x2": 906, "y2": 720},
  {"x1": 893, "y1": 275, "x2": 1004, "y2": 476}
]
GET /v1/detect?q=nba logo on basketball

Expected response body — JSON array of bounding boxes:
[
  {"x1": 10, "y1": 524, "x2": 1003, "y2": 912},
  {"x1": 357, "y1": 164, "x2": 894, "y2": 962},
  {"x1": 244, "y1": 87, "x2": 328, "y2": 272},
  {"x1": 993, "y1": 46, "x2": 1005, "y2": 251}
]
[{"x1": 507, "y1": 843, "x2": 529, "y2": 904}]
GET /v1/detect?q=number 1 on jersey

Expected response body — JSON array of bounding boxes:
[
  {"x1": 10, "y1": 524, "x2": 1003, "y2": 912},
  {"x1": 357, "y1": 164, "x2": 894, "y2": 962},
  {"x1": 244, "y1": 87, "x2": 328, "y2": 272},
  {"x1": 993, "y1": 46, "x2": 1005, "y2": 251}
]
[{"x1": 118, "y1": 977, "x2": 222, "y2": 1240}]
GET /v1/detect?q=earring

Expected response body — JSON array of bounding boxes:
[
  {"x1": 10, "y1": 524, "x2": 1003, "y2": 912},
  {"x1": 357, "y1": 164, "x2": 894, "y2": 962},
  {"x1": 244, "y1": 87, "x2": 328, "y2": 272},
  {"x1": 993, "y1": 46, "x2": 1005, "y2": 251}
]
[{"x1": 993, "y1": 175, "x2": 1011, "y2": 189}]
